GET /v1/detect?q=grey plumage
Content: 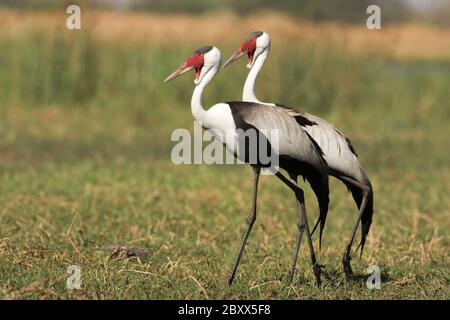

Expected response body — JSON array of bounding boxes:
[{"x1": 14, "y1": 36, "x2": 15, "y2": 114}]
[
  {"x1": 228, "y1": 102, "x2": 330, "y2": 239},
  {"x1": 228, "y1": 102, "x2": 328, "y2": 174},
  {"x1": 194, "y1": 45, "x2": 213, "y2": 54},
  {"x1": 246, "y1": 31, "x2": 263, "y2": 40},
  {"x1": 227, "y1": 101, "x2": 329, "y2": 285},
  {"x1": 289, "y1": 111, "x2": 374, "y2": 273},
  {"x1": 275, "y1": 102, "x2": 373, "y2": 253}
]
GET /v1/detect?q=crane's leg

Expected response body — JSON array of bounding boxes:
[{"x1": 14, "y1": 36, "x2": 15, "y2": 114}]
[
  {"x1": 287, "y1": 176, "x2": 305, "y2": 282},
  {"x1": 275, "y1": 172, "x2": 321, "y2": 287},
  {"x1": 228, "y1": 167, "x2": 261, "y2": 285},
  {"x1": 338, "y1": 176, "x2": 370, "y2": 278}
]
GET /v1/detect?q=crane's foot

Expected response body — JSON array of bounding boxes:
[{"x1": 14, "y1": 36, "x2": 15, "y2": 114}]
[
  {"x1": 342, "y1": 253, "x2": 354, "y2": 279},
  {"x1": 287, "y1": 270, "x2": 294, "y2": 283},
  {"x1": 228, "y1": 268, "x2": 237, "y2": 286},
  {"x1": 313, "y1": 264, "x2": 323, "y2": 287}
]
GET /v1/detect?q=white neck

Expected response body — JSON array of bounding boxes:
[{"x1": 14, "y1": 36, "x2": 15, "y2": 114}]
[
  {"x1": 191, "y1": 65, "x2": 219, "y2": 124},
  {"x1": 243, "y1": 49, "x2": 269, "y2": 103}
]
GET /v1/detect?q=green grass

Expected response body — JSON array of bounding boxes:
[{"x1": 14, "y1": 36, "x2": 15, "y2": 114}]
[{"x1": 0, "y1": 31, "x2": 449, "y2": 299}]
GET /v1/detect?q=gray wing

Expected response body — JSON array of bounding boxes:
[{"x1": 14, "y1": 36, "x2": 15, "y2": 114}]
[
  {"x1": 300, "y1": 112, "x2": 367, "y2": 182},
  {"x1": 227, "y1": 102, "x2": 327, "y2": 172}
]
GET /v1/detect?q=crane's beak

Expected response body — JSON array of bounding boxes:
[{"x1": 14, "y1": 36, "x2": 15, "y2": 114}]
[
  {"x1": 223, "y1": 49, "x2": 245, "y2": 68},
  {"x1": 163, "y1": 64, "x2": 194, "y2": 83}
]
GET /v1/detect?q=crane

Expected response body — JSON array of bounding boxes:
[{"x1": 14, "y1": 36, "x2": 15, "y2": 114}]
[
  {"x1": 223, "y1": 31, "x2": 374, "y2": 278},
  {"x1": 164, "y1": 45, "x2": 329, "y2": 286}
]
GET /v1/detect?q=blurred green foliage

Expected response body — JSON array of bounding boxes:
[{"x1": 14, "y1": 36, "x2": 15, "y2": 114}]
[
  {"x1": 1, "y1": 31, "x2": 449, "y2": 119},
  {"x1": 4, "y1": 0, "x2": 450, "y2": 26},
  {"x1": 0, "y1": 0, "x2": 416, "y2": 24},
  {"x1": 1, "y1": 30, "x2": 449, "y2": 173}
]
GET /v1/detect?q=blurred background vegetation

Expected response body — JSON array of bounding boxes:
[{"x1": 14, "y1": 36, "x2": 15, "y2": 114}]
[
  {"x1": 0, "y1": 0, "x2": 449, "y2": 299},
  {"x1": 2, "y1": 0, "x2": 450, "y2": 25}
]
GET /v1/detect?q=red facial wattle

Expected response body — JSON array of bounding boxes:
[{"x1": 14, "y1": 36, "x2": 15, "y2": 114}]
[
  {"x1": 194, "y1": 67, "x2": 201, "y2": 80},
  {"x1": 247, "y1": 51, "x2": 255, "y2": 64},
  {"x1": 185, "y1": 53, "x2": 205, "y2": 80},
  {"x1": 240, "y1": 38, "x2": 257, "y2": 64}
]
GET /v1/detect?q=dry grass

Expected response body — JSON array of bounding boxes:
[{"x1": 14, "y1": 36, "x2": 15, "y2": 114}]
[
  {"x1": 0, "y1": 92, "x2": 449, "y2": 299},
  {"x1": 1, "y1": 8, "x2": 450, "y2": 59}
]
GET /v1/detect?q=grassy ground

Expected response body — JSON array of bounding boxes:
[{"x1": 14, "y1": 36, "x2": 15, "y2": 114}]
[{"x1": 0, "y1": 10, "x2": 449, "y2": 299}]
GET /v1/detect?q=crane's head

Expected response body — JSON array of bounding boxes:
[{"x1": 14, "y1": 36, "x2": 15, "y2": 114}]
[
  {"x1": 164, "y1": 46, "x2": 221, "y2": 85},
  {"x1": 223, "y1": 31, "x2": 270, "y2": 69}
]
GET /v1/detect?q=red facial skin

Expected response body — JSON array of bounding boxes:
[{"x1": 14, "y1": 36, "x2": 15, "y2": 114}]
[
  {"x1": 240, "y1": 38, "x2": 257, "y2": 64},
  {"x1": 184, "y1": 53, "x2": 205, "y2": 80}
]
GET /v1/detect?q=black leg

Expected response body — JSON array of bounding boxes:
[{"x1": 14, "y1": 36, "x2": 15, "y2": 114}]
[
  {"x1": 228, "y1": 167, "x2": 261, "y2": 285},
  {"x1": 343, "y1": 192, "x2": 369, "y2": 278},
  {"x1": 302, "y1": 200, "x2": 322, "y2": 287},
  {"x1": 275, "y1": 172, "x2": 321, "y2": 287},
  {"x1": 338, "y1": 176, "x2": 370, "y2": 278},
  {"x1": 288, "y1": 177, "x2": 305, "y2": 282}
]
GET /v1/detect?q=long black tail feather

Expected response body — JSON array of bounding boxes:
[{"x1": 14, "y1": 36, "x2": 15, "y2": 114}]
[
  {"x1": 346, "y1": 180, "x2": 374, "y2": 257},
  {"x1": 305, "y1": 173, "x2": 329, "y2": 251}
]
